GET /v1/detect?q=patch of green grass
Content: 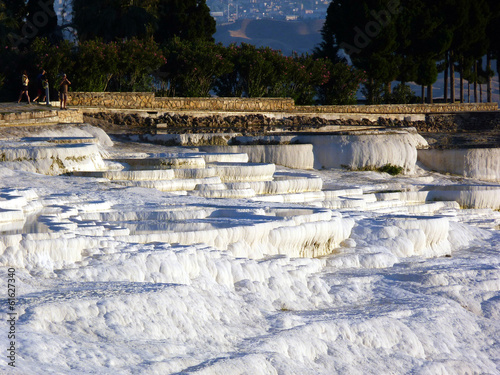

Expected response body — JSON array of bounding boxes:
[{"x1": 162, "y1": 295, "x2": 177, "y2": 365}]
[
  {"x1": 342, "y1": 163, "x2": 404, "y2": 176},
  {"x1": 377, "y1": 164, "x2": 404, "y2": 176}
]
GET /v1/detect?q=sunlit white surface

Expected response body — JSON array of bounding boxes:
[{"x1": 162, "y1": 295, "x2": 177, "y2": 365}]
[
  {"x1": 419, "y1": 148, "x2": 500, "y2": 182},
  {"x1": 297, "y1": 130, "x2": 428, "y2": 172},
  {"x1": 201, "y1": 144, "x2": 315, "y2": 170},
  {"x1": 144, "y1": 129, "x2": 428, "y2": 173},
  {"x1": 0, "y1": 125, "x2": 499, "y2": 375}
]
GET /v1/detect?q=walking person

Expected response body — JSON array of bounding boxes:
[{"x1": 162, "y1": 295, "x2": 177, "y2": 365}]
[
  {"x1": 33, "y1": 70, "x2": 47, "y2": 103},
  {"x1": 59, "y1": 73, "x2": 71, "y2": 110},
  {"x1": 17, "y1": 70, "x2": 30, "y2": 104}
]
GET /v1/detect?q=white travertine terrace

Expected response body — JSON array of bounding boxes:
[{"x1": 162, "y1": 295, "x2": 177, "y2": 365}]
[
  {"x1": 0, "y1": 143, "x2": 107, "y2": 175},
  {"x1": 140, "y1": 129, "x2": 428, "y2": 173},
  {"x1": 0, "y1": 125, "x2": 499, "y2": 375},
  {"x1": 425, "y1": 185, "x2": 500, "y2": 209},
  {"x1": 114, "y1": 156, "x2": 207, "y2": 170},
  {"x1": 209, "y1": 162, "x2": 276, "y2": 182},
  {"x1": 298, "y1": 131, "x2": 427, "y2": 172},
  {"x1": 201, "y1": 144, "x2": 315, "y2": 169},
  {"x1": 418, "y1": 148, "x2": 500, "y2": 181}
]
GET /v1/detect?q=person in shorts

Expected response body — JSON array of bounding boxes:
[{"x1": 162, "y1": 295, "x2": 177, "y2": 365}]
[
  {"x1": 59, "y1": 74, "x2": 71, "y2": 110},
  {"x1": 18, "y1": 71, "x2": 30, "y2": 104}
]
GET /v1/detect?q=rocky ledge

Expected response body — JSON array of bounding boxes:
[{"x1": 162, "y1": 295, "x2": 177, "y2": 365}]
[{"x1": 83, "y1": 111, "x2": 500, "y2": 149}]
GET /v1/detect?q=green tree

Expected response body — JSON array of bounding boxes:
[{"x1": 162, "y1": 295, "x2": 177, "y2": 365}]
[
  {"x1": 2, "y1": 0, "x2": 25, "y2": 28},
  {"x1": 319, "y1": 0, "x2": 401, "y2": 103},
  {"x1": 153, "y1": 0, "x2": 216, "y2": 44},
  {"x1": 31, "y1": 38, "x2": 75, "y2": 90},
  {"x1": 0, "y1": 45, "x2": 23, "y2": 100},
  {"x1": 487, "y1": 1, "x2": 500, "y2": 69},
  {"x1": 277, "y1": 54, "x2": 331, "y2": 105},
  {"x1": 213, "y1": 44, "x2": 246, "y2": 97},
  {"x1": 388, "y1": 83, "x2": 418, "y2": 104},
  {"x1": 0, "y1": 1, "x2": 17, "y2": 46},
  {"x1": 73, "y1": 40, "x2": 119, "y2": 91},
  {"x1": 451, "y1": 0, "x2": 490, "y2": 102},
  {"x1": 25, "y1": 0, "x2": 60, "y2": 44},
  {"x1": 163, "y1": 39, "x2": 232, "y2": 97},
  {"x1": 318, "y1": 61, "x2": 365, "y2": 105},
  {"x1": 484, "y1": 0, "x2": 500, "y2": 102},
  {"x1": 72, "y1": 0, "x2": 153, "y2": 42},
  {"x1": 313, "y1": 4, "x2": 344, "y2": 64},
  {"x1": 2, "y1": 0, "x2": 26, "y2": 48},
  {"x1": 236, "y1": 44, "x2": 287, "y2": 98},
  {"x1": 72, "y1": 0, "x2": 215, "y2": 44},
  {"x1": 114, "y1": 38, "x2": 167, "y2": 91},
  {"x1": 397, "y1": 0, "x2": 452, "y2": 103}
]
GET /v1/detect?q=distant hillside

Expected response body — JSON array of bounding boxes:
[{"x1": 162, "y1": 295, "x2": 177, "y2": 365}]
[{"x1": 214, "y1": 18, "x2": 324, "y2": 55}]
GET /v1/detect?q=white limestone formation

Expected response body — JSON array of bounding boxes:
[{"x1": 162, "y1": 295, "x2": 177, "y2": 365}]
[
  {"x1": 298, "y1": 130, "x2": 428, "y2": 172},
  {"x1": 210, "y1": 162, "x2": 276, "y2": 182},
  {"x1": 113, "y1": 177, "x2": 223, "y2": 192},
  {"x1": 201, "y1": 144, "x2": 315, "y2": 169},
  {"x1": 0, "y1": 142, "x2": 107, "y2": 175},
  {"x1": 116, "y1": 156, "x2": 206, "y2": 170},
  {"x1": 0, "y1": 125, "x2": 499, "y2": 375},
  {"x1": 426, "y1": 185, "x2": 500, "y2": 209},
  {"x1": 73, "y1": 169, "x2": 177, "y2": 180},
  {"x1": 418, "y1": 148, "x2": 500, "y2": 181},
  {"x1": 226, "y1": 176, "x2": 322, "y2": 195}
]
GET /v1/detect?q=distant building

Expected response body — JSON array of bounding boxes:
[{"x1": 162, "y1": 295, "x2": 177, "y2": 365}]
[{"x1": 207, "y1": 0, "x2": 329, "y2": 24}]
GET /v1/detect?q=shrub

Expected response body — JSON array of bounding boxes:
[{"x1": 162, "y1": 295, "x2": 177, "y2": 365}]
[
  {"x1": 162, "y1": 39, "x2": 233, "y2": 97},
  {"x1": 31, "y1": 38, "x2": 75, "y2": 90},
  {"x1": 388, "y1": 83, "x2": 418, "y2": 104},
  {"x1": 74, "y1": 40, "x2": 118, "y2": 91},
  {"x1": 114, "y1": 38, "x2": 166, "y2": 92},
  {"x1": 343, "y1": 163, "x2": 404, "y2": 175},
  {"x1": 318, "y1": 62, "x2": 366, "y2": 105},
  {"x1": 377, "y1": 164, "x2": 404, "y2": 175}
]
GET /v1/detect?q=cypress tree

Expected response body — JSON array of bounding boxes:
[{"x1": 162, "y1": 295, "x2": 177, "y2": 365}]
[
  {"x1": 485, "y1": 0, "x2": 500, "y2": 101},
  {"x1": 319, "y1": 0, "x2": 401, "y2": 103},
  {"x1": 313, "y1": 1, "x2": 344, "y2": 62},
  {"x1": 397, "y1": 0, "x2": 451, "y2": 103},
  {"x1": 452, "y1": 0, "x2": 489, "y2": 102}
]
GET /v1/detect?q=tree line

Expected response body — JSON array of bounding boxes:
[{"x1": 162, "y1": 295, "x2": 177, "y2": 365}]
[
  {"x1": 0, "y1": 0, "x2": 364, "y2": 104},
  {"x1": 0, "y1": 0, "x2": 366, "y2": 105},
  {"x1": 0, "y1": 0, "x2": 215, "y2": 46},
  {"x1": 1, "y1": 0, "x2": 498, "y2": 105},
  {"x1": 2, "y1": 36, "x2": 365, "y2": 105},
  {"x1": 317, "y1": 0, "x2": 500, "y2": 104}
]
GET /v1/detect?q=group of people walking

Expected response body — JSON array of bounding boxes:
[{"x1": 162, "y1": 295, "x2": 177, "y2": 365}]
[{"x1": 17, "y1": 70, "x2": 71, "y2": 110}]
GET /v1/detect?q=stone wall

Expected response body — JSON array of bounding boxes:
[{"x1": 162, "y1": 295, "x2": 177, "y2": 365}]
[
  {"x1": 0, "y1": 109, "x2": 58, "y2": 125},
  {"x1": 68, "y1": 92, "x2": 498, "y2": 113},
  {"x1": 68, "y1": 93, "x2": 293, "y2": 111},
  {"x1": 58, "y1": 109, "x2": 84, "y2": 124},
  {"x1": 296, "y1": 103, "x2": 498, "y2": 114},
  {"x1": 0, "y1": 108, "x2": 83, "y2": 126},
  {"x1": 68, "y1": 92, "x2": 155, "y2": 109},
  {"x1": 155, "y1": 97, "x2": 295, "y2": 111},
  {"x1": 428, "y1": 111, "x2": 500, "y2": 131}
]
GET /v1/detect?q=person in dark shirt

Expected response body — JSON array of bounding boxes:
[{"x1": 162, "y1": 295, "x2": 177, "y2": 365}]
[
  {"x1": 33, "y1": 70, "x2": 47, "y2": 103},
  {"x1": 59, "y1": 74, "x2": 71, "y2": 110}
]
